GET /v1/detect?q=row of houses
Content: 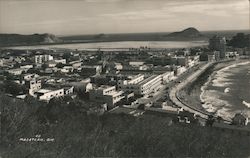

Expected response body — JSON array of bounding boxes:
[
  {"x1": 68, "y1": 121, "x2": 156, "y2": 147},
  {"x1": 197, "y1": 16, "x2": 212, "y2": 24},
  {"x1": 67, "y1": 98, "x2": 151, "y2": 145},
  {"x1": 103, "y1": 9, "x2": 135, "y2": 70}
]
[{"x1": 88, "y1": 71, "x2": 177, "y2": 108}]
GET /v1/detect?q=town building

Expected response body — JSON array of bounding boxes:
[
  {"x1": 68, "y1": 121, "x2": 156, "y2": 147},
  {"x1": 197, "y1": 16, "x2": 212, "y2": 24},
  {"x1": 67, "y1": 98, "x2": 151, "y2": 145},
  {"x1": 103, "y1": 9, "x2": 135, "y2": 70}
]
[
  {"x1": 36, "y1": 88, "x2": 64, "y2": 102},
  {"x1": 70, "y1": 81, "x2": 93, "y2": 93},
  {"x1": 209, "y1": 36, "x2": 226, "y2": 59},
  {"x1": 137, "y1": 75, "x2": 162, "y2": 96},
  {"x1": 54, "y1": 59, "x2": 66, "y2": 64},
  {"x1": 64, "y1": 86, "x2": 74, "y2": 95},
  {"x1": 188, "y1": 55, "x2": 200, "y2": 67},
  {"x1": 27, "y1": 79, "x2": 42, "y2": 96},
  {"x1": 69, "y1": 60, "x2": 82, "y2": 69},
  {"x1": 118, "y1": 74, "x2": 162, "y2": 96},
  {"x1": 61, "y1": 66, "x2": 74, "y2": 73},
  {"x1": 173, "y1": 66, "x2": 187, "y2": 76},
  {"x1": 20, "y1": 65, "x2": 33, "y2": 69},
  {"x1": 81, "y1": 65, "x2": 102, "y2": 76},
  {"x1": 7, "y1": 68, "x2": 25, "y2": 75},
  {"x1": 162, "y1": 71, "x2": 175, "y2": 83},
  {"x1": 0, "y1": 59, "x2": 3, "y2": 67},
  {"x1": 171, "y1": 56, "x2": 188, "y2": 67},
  {"x1": 24, "y1": 73, "x2": 39, "y2": 81},
  {"x1": 208, "y1": 54, "x2": 215, "y2": 62},
  {"x1": 35, "y1": 54, "x2": 53, "y2": 64},
  {"x1": 89, "y1": 85, "x2": 124, "y2": 107},
  {"x1": 214, "y1": 51, "x2": 221, "y2": 61}
]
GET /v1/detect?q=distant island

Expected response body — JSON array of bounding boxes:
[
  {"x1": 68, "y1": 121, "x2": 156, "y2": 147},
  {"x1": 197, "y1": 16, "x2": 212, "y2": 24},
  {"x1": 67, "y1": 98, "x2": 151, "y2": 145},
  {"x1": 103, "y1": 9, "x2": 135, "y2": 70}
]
[{"x1": 165, "y1": 27, "x2": 206, "y2": 40}]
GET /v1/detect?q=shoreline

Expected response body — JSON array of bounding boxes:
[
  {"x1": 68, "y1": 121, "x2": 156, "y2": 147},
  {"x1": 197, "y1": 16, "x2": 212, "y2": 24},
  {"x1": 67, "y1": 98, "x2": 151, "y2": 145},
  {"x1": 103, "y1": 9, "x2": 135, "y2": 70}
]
[
  {"x1": 179, "y1": 59, "x2": 250, "y2": 119},
  {"x1": 2, "y1": 40, "x2": 208, "y2": 50},
  {"x1": 200, "y1": 60, "x2": 250, "y2": 119}
]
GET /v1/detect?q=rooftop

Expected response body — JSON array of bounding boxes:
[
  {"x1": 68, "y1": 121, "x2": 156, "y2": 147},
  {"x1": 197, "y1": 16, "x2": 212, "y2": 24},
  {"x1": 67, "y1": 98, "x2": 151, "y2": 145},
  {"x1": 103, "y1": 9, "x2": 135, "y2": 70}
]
[
  {"x1": 37, "y1": 89, "x2": 52, "y2": 94},
  {"x1": 106, "y1": 90, "x2": 124, "y2": 97},
  {"x1": 138, "y1": 75, "x2": 157, "y2": 86}
]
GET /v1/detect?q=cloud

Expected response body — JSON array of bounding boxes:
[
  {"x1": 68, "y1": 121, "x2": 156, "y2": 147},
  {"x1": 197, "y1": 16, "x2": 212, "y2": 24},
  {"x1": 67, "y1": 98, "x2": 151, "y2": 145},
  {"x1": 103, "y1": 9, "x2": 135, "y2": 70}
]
[{"x1": 0, "y1": 0, "x2": 248, "y2": 35}]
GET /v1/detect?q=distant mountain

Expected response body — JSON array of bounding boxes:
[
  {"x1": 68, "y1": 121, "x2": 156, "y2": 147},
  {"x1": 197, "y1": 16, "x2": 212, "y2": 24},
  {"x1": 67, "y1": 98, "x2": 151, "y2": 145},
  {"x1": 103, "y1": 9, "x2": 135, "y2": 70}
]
[
  {"x1": 0, "y1": 28, "x2": 208, "y2": 47},
  {"x1": 165, "y1": 27, "x2": 207, "y2": 40},
  {"x1": 0, "y1": 33, "x2": 63, "y2": 47}
]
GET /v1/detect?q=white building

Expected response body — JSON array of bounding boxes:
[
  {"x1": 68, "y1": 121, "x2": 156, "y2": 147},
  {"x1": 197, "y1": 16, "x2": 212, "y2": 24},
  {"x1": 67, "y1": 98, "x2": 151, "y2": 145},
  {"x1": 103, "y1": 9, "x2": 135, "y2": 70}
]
[
  {"x1": 208, "y1": 54, "x2": 215, "y2": 62},
  {"x1": 36, "y1": 88, "x2": 64, "y2": 102},
  {"x1": 174, "y1": 66, "x2": 187, "y2": 76},
  {"x1": 61, "y1": 66, "x2": 74, "y2": 73},
  {"x1": 137, "y1": 75, "x2": 162, "y2": 96},
  {"x1": 118, "y1": 74, "x2": 163, "y2": 96},
  {"x1": 54, "y1": 59, "x2": 66, "y2": 64},
  {"x1": 69, "y1": 61, "x2": 82, "y2": 69},
  {"x1": 28, "y1": 79, "x2": 42, "y2": 96},
  {"x1": 64, "y1": 86, "x2": 74, "y2": 95},
  {"x1": 0, "y1": 59, "x2": 4, "y2": 67},
  {"x1": 24, "y1": 73, "x2": 39, "y2": 81},
  {"x1": 7, "y1": 68, "x2": 25, "y2": 75},
  {"x1": 89, "y1": 85, "x2": 124, "y2": 107},
  {"x1": 162, "y1": 71, "x2": 175, "y2": 83},
  {"x1": 129, "y1": 61, "x2": 145, "y2": 66},
  {"x1": 20, "y1": 65, "x2": 33, "y2": 69},
  {"x1": 35, "y1": 55, "x2": 53, "y2": 64},
  {"x1": 118, "y1": 74, "x2": 145, "y2": 85}
]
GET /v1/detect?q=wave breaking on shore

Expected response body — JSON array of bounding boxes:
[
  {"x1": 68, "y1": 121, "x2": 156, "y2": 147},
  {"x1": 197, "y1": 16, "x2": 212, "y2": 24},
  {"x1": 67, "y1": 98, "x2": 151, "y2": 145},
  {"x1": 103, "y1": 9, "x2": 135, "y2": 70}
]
[{"x1": 200, "y1": 61, "x2": 250, "y2": 120}]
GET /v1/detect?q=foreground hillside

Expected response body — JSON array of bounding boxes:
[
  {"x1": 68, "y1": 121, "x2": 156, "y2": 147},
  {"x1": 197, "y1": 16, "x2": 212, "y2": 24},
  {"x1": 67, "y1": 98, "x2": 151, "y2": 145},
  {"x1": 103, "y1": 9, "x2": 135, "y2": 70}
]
[{"x1": 1, "y1": 93, "x2": 250, "y2": 158}]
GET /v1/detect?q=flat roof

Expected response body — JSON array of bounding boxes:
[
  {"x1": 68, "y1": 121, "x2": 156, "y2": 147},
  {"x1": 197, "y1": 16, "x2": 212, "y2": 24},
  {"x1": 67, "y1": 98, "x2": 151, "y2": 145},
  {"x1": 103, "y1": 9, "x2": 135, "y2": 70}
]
[
  {"x1": 97, "y1": 85, "x2": 115, "y2": 90},
  {"x1": 138, "y1": 75, "x2": 157, "y2": 86},
  {"x1": 107, "y1": 91, "x2": 124, "y2": 97},
  {"x1": 37, "y1": 89, "x2": 51, "y2": 94}
]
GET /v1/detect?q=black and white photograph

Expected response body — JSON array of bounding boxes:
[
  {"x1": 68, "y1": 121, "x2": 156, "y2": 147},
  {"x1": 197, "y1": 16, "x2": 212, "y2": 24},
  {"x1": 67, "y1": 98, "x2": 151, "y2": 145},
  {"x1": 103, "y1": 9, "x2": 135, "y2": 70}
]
[{"x1": 0, "y1": 0, "x2": 250, "y2": 157}]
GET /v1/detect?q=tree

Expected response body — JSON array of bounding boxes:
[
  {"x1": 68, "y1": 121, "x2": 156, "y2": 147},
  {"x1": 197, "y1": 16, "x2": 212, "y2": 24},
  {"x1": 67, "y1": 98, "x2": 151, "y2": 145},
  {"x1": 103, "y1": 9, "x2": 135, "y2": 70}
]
[
  {"x1": 62, "y1": 52, "x2": 71, "y2": 62},
  {"x1": 41, "y1": 63, "x2": 48, "y2": 70},
  {"x1": 56, "y1": 62, "x2": 64, "y2": 68},
  {"x1": 205, "y1": 115, "x2": 215, "y2": 127},
  {"x1": 3, "y1": 80, "x2": 24, "y2": 95},
  {"x1": 228, "y1": 33, "x2": 250, "y2": 48},
  {"x1": 27, "y1": 68, "x2": 40, "y2": 74}
]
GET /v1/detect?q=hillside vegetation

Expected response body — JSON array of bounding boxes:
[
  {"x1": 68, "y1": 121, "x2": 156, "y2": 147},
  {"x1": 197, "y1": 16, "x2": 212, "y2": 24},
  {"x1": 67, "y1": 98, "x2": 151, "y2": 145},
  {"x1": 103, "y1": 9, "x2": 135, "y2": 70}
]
[{"x1": 1, "y1": 93, "x2": 250, "y2": 158}]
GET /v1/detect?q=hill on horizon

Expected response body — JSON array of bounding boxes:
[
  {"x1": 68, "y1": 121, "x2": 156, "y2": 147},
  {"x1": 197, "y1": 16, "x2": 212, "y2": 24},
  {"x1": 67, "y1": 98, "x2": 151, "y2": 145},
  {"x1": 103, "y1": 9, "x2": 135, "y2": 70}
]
[
  {"x1": 0, "y1": 33, "x2": 62, "y2": 47},
  {"x1": 166, "y1": 27, "x2": 204, "y2": 38},
  {"x1": 61, "y1": 27, "x2": 209, "y2": 43},
  {"x1": 0, "y1": 27, "x2": 228, "y2": 47}
]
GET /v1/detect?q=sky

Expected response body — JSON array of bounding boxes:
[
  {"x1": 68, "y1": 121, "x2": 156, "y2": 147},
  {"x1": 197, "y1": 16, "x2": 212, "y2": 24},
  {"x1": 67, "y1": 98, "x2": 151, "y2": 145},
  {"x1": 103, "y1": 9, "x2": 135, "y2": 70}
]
[{"x1": 0, "y1": 0, "x2": 249, "y2": 35}]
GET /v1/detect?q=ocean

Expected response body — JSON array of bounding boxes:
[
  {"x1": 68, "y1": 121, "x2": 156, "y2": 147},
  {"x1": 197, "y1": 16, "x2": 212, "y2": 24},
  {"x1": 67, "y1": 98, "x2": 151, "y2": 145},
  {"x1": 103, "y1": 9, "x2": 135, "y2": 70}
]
[
  {"x1": 201, "y1": 61, "x2": 250, "y2": 120},
  {"x1": 7, "y1": 41, "x2": 208, "y2": 50}
]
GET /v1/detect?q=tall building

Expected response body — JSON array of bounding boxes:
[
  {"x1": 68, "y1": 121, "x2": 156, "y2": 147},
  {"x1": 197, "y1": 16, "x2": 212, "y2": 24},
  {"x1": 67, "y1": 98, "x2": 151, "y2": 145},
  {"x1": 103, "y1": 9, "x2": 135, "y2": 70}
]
[
  {"x1": 209, "y1": 36, "x2": 226, "y2": 59},
  {"x1": 35, "y1": 54, "x2": 53, "y2": 64}
]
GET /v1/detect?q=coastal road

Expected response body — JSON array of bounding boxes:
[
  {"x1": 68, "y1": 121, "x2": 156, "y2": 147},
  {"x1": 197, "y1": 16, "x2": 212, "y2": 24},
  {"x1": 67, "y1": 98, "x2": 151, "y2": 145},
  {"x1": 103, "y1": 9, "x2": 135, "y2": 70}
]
[{"x1": 169, "y1": 62, "x2": 213, "y2": 120}]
